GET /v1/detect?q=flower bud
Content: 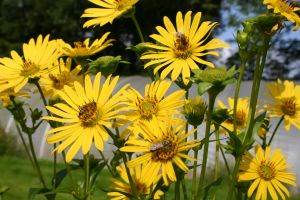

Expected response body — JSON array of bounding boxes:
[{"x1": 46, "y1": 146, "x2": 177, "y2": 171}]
[
  {"x1": 257, "y1": 117, "x2": 270, "y2": 139},
  {"x1": 236, "y1": 30, "x2": 249, "y2": 50},
  {"x1": 183, "y1": 96, "x2": 206, "y2": 126}
]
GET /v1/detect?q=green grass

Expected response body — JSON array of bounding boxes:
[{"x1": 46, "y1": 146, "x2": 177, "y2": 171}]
[{"x1": 0, "y1": 156, "x2": 299, "y2": 200}]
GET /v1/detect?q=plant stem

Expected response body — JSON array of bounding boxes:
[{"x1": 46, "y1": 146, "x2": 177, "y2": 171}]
[
  {"x1": 227, "y1": 37, "x2": 270, "y2": 200},
  {"x1": 28, "y1": 133, "x2": 47, "y2": 188},
  {"x1": 15, "y1": 122, "x2": 35, "y2": 169},
  {"x1": 99, "y1": 150, "x2": 114, "y2": 176},
  {"x1": 268, "y1": 116, "x2": 284, "y2": 146},
  {"x1": 121, "y1": 153, "x2": 139, "y2": 199},
  {"x1": 214, "y1": 127, "x2": 220, "y2": 181},
  {"x1": 233, "y1": 61, "x2": 246, "y2": 134},
  {"x1": 33, "y1": 80, "x2": 58, "y2": 189},
  {"x1": 33, "y1": 81, "x2": 51, "y2": 116},
  {"x1": 181, "y1": 180, "x2": 188, "y2": 200},
  {"x1": 197, "y1": 92, "x2": 217, "y2": 197},
  {"x1": 131, "y1": 14, "x2": 145, "y2": 43},
  {"x1": 84, "y1": 154, "x2": 90, "y2": 199},
  {"x1": 192, "y1": 125, "x2": 198, "y2": 200},
  {"x1": 175, "y1": 180, "x2": 181, "y2": 200},
  {"x1": 11, "y1": 98, "x2": 47, "y2": 188},
  {"x1": 220, "y1": 145, "x2": 231, "y2": 175}
]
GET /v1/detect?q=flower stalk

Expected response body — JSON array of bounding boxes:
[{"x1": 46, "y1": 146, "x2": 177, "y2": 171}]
[{"x1": 197, "y1": 91, "x2": 217, "y2": 197}]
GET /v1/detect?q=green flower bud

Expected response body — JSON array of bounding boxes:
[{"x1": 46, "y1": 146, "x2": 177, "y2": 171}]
[
  {"x1": 182, "y1": 96, "x2": 206, "y2": 126},
  {"x1": 88, "y1": 56, "x2": 130, "y2": 77},
  {"x1": 242, "y1": 20, "x2": 254, "y2": 33},
  {"x1": 257, "y1": 117, "x2": 270, "y2": 139},
  {"x1": 236, "y1": 30, "x2": 249, "y2": 50}
]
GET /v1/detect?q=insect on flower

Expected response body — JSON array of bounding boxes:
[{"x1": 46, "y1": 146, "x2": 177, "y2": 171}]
[{"x1": 150, "y1": 140, "x2": 172, "y2": 152}]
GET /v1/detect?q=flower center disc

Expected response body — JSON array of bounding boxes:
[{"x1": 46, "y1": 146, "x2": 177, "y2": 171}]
[
  {"x1": 21, "y1": 60, "x2": 40, "y2": 76},
  {"x1": 151, "y1": 138, "x2": 177, "y2": 161},
  {"x1": 258, "y1": 162, "x2": 276, "y2": 180},
  {"x1": 280, "y1": 97, "x2": 296, "y2": 116},
  {"x1": 138, "y1": 96, "x2": 158, "y2": 120},
  {"x1": 78, "y1": 101, "x2": 99, "y2": 127},
  {"x1": 174, "y1": 32, "x2": 191, "y2": 59},
  {"x1": 49, "y1": 73, "x2": 70, "y2": 90}
]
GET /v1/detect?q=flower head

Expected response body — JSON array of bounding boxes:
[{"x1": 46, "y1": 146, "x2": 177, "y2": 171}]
[
  {"x1": 59, "y1": 32, "x2": 113, "y2": 58},
  {"x1": 40, "y1": 58, "x2": 81, "y2": 99},
  {"x1": 107, "y1": 164, "x2": 163, "y2": 199},
  {"x1": 120, "y1": 80, "x2": 185, "y2": 138},
  {"x1": 0, "y1": 35, "x2": 61, "y2": 92},
  {"x1": 239, "y1": 145, "x2": 297, "y2": 200},
  {"x1": 81, "y1": 0, "x2": 139, "y2": 27},
  {"x1": 217, "y1": 97, "x2": 249, "y2": 134},
  {"x1": 120, "y1": 118, "x2": 200, "y2": 185},
  {"x1": 43, "y1": 72, "x2": 129, "y2": 162},
  {"x1": 140, "y1": 11, "x2": 229, "y2": 85},
  {"x1": 265, "y1": 79, "x2": 300, "y2": 131},
  {"x1": 182, "y1": 96, "x2": 206, "y2": 126},
  {"x1": 0, "y1": 88, "x2": 30, "y2": 108},
  {"x1": 263, "y1": 0, "x2": 300, "y2": 31}
]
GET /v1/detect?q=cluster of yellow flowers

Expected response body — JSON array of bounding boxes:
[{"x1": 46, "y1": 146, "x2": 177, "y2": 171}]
[{"x1": 0, "y1": 0, "x2": 299, "y2": 199}]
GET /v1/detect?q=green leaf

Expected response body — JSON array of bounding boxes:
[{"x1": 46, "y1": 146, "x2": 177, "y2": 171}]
[
  {"x1": 200, "y1": 177, "x2": 223, "y2": 200},
  {"x1": 52, "y1": 165, "x2": 80, "y2": 188},
  {"x1": 198, "y1": 82, "x2": 213, "y2": 95},
  {"x1": 0, "y1": 186, "x2": 9, "y2": 194},
  {"x1": 89, "y1": 161, "x2": 107, "y2": 188},
  {"x1": 28, "y1": 188, "x2": 54, "y2": 200}
]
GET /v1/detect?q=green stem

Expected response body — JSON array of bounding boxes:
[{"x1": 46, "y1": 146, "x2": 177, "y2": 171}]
[
  {"x1": 84, "y1": 154, "x2": 90, "y2": 199},
  {"x1": 192, "y1": 125, "x2": 198, "y2": 200},
  {"x1": 220, "y1": 145, "x2": 231, "y2": 175},
  {"x1": 15, "y1": 122, "x2": 35, "y2": 169},
  {"x1": 267, "y1": 116, "x2": 284, "y2": 146},
  {"x1": 197, "y1": 92, "x2": 217, "y2": 197},
  {"x1": 33, "y1": 81, "x2": 51, "y2": 116},
  {"x1": 233, "y1": 61, "x2": 246, "y2": 134},
  {"x1": 214, "y1": 127, "x2": 220, "y2": 181},
  {"x1": 181, "y1": 180, "x2": 188, "y2": 200},
  {"x1": 11, "y1": 98, "x2": 47, "y2": 188},
  {"x1": 131, "y1": 14, "x2": 145, "y2": 43},
  {"x1": 175, "y1": 180, "x2": 181, "y2": 200},
  {"x1": 33, "y1": 80, "x2": 58, "y2": 189},
  {"x1": 121, "y1": 153, "x2": 140, "y2": 199},
  {"x1": 227, "y1": 37, "x2": 270, "y2": 200},
  {"x1": 99, "y1": 150, "x2": 114, "y2": 177},
  {"x1": 28, "y1": 133, "x2": 47, "y2": 188}
]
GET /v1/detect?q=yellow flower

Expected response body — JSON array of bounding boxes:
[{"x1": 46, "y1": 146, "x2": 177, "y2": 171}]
[
  {"x1": 40, "y1": 58, "x2": 81, "y2": 99},
  {"x1": 265, "y1": 79, "x2": 300, "y2": 131},
  {"x1": 120, "y1": 80, "x2": 186, "y2": 138},
  {"x1": 107, "y1": 164, "x2": 163, "y2": 199},
  {"x1": 59, "y1": 32, "x2": 114, "y2": 57},
  {"x1": 43, "y1": 72, "x2": 129, "y2": 162},
  {"x1": 217, "y1": 97, "x2": 249, "y2": 134},
  {"x1": 263, "y1": 0, "x2": 300, "y2": 31},
  {"x1": 238, "y1": 145, "x2": 297, "y2": 200},
  {"x1": 0, "y1": 88, "x2": 30, "y2": 108},
  {"x1": 0, "y1": 35, "x2": 61, "y2": 92},
  {"x1": 140, "y1": 11, "x2": 229, "y2": 85},
  {"x1": 81, "y1": 0, "x2": 139, "y2": 27},
  {"x1": 120, "y1": 118, "x2": 200, "y2": 185}
]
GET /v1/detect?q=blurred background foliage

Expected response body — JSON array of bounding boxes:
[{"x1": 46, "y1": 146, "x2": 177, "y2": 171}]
[{"x1": 0, "y1": 0, "x2": 299, "y2": 79}]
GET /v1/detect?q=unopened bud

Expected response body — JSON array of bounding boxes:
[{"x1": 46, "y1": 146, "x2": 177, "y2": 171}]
[
  {"x1": 236, "y1": 30, "x2": 249, "y2": 49},
  {"x1": 183, "y1": 96, "x2": 206, "y2": 126}
]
